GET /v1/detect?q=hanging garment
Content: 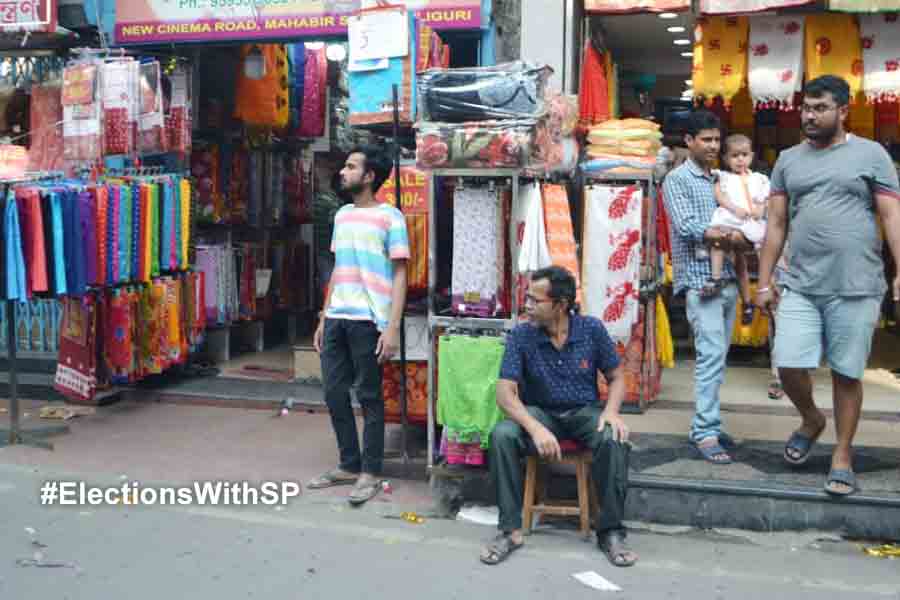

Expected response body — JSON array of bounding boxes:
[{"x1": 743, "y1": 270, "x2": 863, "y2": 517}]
[
  {"x1": 54, "y1": 294, "x2": 99, "y2": 404},
  {"x1": 16, "y1": 188, "x2": 49, "y2": 296},
  {"x1": 656, "y1": 295, "x2": 675, "y2": 369},
  {"x1": 437, "y1": 335, "x2": 506, "y2": 449},
  {"x1": 583, "y1": 185, "x2": 643, "y2": 345},
  {"x1": 700, "y1": 0, "x2": 814, "y2": 12},
  {"x1": 606, "y1": 51, "x2": 619, "y2": 120},
  {"x1": 28, "y1": 83, "x2": 64, "y2": 172},
  {"x1": 541, "y1": 184, "x2": 582, "y2": 306},
  {"x1": 849, "y1": 91, "x2": 876, "y2": 138},
  {"x1": 859, "y1": 14, "x2": 900, "y2": 103},
  {"x1": 4, "y1": 191, "x2": 26, "y2": 301},
  {"x1": 747, "y1": 16, "x2": 806, "y2": 110},
  {"x1": 805, "y1": 14, "x2": 863, "y2": 99},
  {"x1": 299, "y1": 46, "x2": 327, "y2": 136},
  {"x1": 383, "y1": 361, "x2": 429, "y2": 426},
  {"x1": 180, "y1": 179, "x2": 191, "y2": 269},
  {"x1": 49, "y1": 192, "x2": 67, "y2": 296},
  {"x1": 451, "y1": 187, "x2": 500, "y2": 317},
  {"x1": 693, "y1": 16, "x2": 750, "y2": 107},
  {"x1": 517, "y1": 182, "x2": 552, "y2": 274},
  {"x1": 579, "y1": 41, "x2": 610, "y2": 126},
  {"x1": 876, "y1": 101, "x2": 900, "y2": 144},
  {"x1": 234, "y1": 44, "x2": 290, "y2": 128}
]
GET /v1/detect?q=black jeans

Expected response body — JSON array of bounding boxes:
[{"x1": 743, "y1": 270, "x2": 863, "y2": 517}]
[
  {"x1": 320, "y1": 318, "x2": 384, "y2": 475},
  {"x1": 489, "y1": 405, "x2": 630, "y2": 539}
]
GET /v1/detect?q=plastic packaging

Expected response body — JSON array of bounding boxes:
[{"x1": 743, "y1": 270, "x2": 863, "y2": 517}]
[
  {"x1": 62, "y1": 63, "x2": 102, "y2": 162},
  {"x1": 418, "y1": 61, "x2": 553, "y2": 123},
  {"x1": 101, "y1": 59, "x2": 138, "y2": 156},
  {"x1": 138, "y1": 61, "x2": 166, "y2": 155},
  {"x1": 416, "y1": 119, "x2": 536, "y2": 169}
]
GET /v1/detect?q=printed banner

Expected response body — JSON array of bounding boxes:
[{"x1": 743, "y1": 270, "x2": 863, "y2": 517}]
[
  {"x1": 376, "y1": 165, "x2": 428, "y2": 214},
  {"x1": 115, "y1": 0, "x2": 480, "y2": 44},
  {"x1": 584, "y1": 0, "x2": 689, "y2": 14}
]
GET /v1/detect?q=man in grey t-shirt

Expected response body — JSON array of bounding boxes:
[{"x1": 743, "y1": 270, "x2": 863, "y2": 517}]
[{"x1": 758, "y1": 75, "x2": 900, "y2": 496}]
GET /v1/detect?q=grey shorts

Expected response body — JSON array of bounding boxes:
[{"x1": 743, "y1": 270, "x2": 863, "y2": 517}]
[{"x1": 773, "y1": 289, "x2": 881, "y2": 380}]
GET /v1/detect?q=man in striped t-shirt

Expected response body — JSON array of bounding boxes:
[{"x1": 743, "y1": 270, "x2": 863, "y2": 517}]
[{"x1": 309, "y1": 145, "x2": 410, "y2": 506}]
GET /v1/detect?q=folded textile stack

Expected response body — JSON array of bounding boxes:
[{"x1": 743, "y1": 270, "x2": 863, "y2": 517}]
[
  {"x1": 582, "y1": 118, "x2": 661, "y2": 175},
  {"x1": 524, "y1": 92, "x2": 581, "y2": 177},
  {"x1": 415, "y1": 61, "x2": 552, "y2": 170}
]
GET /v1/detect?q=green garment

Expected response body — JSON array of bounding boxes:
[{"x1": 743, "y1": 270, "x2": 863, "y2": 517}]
[{"x1": 437, "y1": 335, "x2": 506, "y2": 449}]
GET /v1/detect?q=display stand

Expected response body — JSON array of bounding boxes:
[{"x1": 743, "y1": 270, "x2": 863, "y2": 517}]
[
  {"x1": 425, "y1": 168, "x2": 521, "y2": 473},
  {"x1": 582, "y1": 171, "x2": 659, "y2": 413}
]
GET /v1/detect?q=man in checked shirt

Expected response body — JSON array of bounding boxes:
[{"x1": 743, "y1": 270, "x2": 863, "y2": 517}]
[{"x1": 662, "y1": 110, "x2": 744, "y2": 465}]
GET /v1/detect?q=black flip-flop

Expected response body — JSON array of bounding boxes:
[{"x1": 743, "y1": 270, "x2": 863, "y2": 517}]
[
  {"x1": 599, "y1": 530, "x2": 637, "y2": 568},
  {"x1": 825, "y1": 468, "x2": 858, "y2": 497},
  {"x1": 480, "y1": 533, "x2": 523, "y2": 566}
]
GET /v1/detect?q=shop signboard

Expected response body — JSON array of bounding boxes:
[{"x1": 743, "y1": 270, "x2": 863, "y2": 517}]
[
  {"x1": 114, "y1": 0, "x2": 481, "y2": 45},
  {"x1": 0, "y1": 0, "x2": 55, "y2": 32},
  {"x1": 584, "y1": 0, "x2": 689, "y2": 13}
]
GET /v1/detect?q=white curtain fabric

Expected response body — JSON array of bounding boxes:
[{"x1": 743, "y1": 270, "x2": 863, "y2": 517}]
[
  {"x1": 748, "y1": 16, "x2": 806, "y2": 109},
  {"x1": 860, "y1": 14, "x2": 900, "y2": 102}
]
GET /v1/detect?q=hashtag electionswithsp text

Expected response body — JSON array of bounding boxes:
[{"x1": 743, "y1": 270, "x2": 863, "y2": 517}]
[{"x1": 40, "y1": 480, "x2": 302, "y2": 506}]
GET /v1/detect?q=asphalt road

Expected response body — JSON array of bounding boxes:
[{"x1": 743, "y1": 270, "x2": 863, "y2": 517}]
[{"x1": 2, "y1": 463, "x2": 899, "y2": 600}]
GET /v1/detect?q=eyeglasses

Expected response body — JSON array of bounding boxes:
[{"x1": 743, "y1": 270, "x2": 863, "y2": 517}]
[
  {"x1": 800, "y1": 103, "x2": 837, "y2": 116},
  {"x1": 524, "y1": 294, "x2": 554, "y2": 306}
]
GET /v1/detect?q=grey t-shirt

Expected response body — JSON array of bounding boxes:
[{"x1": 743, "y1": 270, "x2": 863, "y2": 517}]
[{"x1": 770, "y1": 135, "x2": 899, "y2": 296}]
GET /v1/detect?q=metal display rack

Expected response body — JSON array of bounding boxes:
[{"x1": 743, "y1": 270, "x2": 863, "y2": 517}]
[{"x1": 425, "y1": 168, "x2": 522, "y2": 473}]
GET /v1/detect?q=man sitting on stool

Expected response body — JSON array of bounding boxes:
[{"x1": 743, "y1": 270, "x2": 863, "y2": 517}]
[{"x1": 479, "y1": 266, "x2": 636, "y2": 567}]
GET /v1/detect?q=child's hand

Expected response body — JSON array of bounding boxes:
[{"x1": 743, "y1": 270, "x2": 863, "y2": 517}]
[
  {"x1": 734, "y1": 207, "x2": 750, "y2": 220},
  {"x1": 751, "y1": 206, "x2": 765, "y2": 220}
]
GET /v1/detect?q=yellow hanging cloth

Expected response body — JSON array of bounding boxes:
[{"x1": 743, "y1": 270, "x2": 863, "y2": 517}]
[
  {"x1": 692, "y1": 16, "x2": 749, "y2": 107},
  {"x1": 180, "y1": 179, "x2": 191, "y2": 270},
  {"x1": 849, "y1": 92, "x2": 876, "y2": 139},
  {"x1": 656, "y1": 295, "x2": 675, "y2": 369},
  {"x1": 731, "y1": 282, "x2": 770, "y2": 347},
  {"x1": 805, "y1": 14, "x2": 862, "y2": 99},
  {"x1": 605, "y1": 52, "x2": 619, "y2": 120}
]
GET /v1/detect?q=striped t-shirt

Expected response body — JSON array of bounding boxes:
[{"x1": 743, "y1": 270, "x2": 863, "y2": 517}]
[{"x1": 326, "y1": 203, "x2": 410, "y2": 331}]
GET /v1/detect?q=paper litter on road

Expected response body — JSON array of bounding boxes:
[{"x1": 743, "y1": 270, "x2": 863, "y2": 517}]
[
  {"x1": 572, "y1": 571, "x2": 622, "y2": 592},
  {"x1": 456, "y1": 505, "x2": 500, "y2": 526}
]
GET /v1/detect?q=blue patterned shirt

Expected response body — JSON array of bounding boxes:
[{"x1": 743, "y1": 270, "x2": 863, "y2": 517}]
[
  {"x1": 662, "y1": 159, "x2": 736, "y2": 294},
  {"x1": 498, "y1": 313, "x2": 620, "y2": 412}
]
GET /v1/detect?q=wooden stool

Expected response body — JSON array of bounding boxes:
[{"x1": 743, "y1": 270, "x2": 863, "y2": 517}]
[{"x1": 521, "y1": 440, "x2": 599, "y2": 539}]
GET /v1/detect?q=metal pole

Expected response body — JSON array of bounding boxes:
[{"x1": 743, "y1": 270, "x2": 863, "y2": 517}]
[
  {"x1": 7, "y1": 299, "x2": 18, "y2": 445},
  {"x1": 392, "y1": 84, "x2": 409, "y2": 473}
]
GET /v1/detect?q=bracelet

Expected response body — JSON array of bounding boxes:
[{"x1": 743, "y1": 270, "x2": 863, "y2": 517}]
[{"x1": 756, "y1": 287, "x2": 771, "y2": 294}]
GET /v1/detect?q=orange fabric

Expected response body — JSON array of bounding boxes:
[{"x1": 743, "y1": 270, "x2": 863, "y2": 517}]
[
  {"x1": 849, "y1": 92, "x2": 875, "y2": 139},
  {"x1": 541, "y1": 184, "x2": 583, "y2": 307},
  {"x1": 234, "y1": 44, "x2": 290, "y2": 128},
  {"x1": 580, "y1": 41, "x2": 610, "y2": 125},
  {"x1": 383, "y1": 361, "x2": 428, "y2": 425}
]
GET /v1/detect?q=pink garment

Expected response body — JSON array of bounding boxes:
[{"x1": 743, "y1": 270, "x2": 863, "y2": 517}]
[{"x1": 298, "y1": 47, "x2": 326, "y2": 138}]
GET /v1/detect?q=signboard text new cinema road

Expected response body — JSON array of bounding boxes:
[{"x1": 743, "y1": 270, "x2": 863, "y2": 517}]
[{"x1": 114, "y1": 0, "x2": 481, "y2": 44}]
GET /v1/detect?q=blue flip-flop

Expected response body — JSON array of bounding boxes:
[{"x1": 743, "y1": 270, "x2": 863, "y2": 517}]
[
  {"x1": 784, "y1": 428, "x2": 823, "y2": 466},
  {"x1": 825, "y1": 468, "x2": 858, "y2": 497},
  {"x1": 691, "y1": 440, "x2": 733, "y2": 464}
]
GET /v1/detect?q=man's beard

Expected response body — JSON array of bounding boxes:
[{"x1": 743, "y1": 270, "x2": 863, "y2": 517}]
[
  {"x1": 341, "y1": 180, "x2": 366, "y2": 195},
  {"x1": 803, "y1": 120, "x2": 838, "y2": 143}
]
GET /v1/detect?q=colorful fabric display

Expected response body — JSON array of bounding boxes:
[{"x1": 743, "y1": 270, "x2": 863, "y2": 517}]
[
  {"x1": 383, "y1": 361, "x2": 429, "y2": 425},
  {"x1": 579, "y1": 40, "x2": 611, "y2": 125},
  {"x1": 805, "y1": 14, "x2": 863, "y2": 99},
  {"x1": 299, "y1": 45, "x2": 327, "y2": 137},
  {"x1": 451, "y1": 186, "x2": 500, "y2": 317},
  {"x1": 55, "y1": 294, "x2": 99, "y2": 404},
  {"x1": 583, "y1": 184, "x2": 643, "y2": 344},
  {"x1": 747, "y1": 16, "x2": 805, "y2": 110},
  {"x1": 416, "y1": 120, "x2": 535, "y2": 169},
  {"x1": 860, "y1": 14, "x2": 900, "y2": 102},
  {"x1": 437, "y1": 335, "x2": 506, "y2": 449},
  {"x1": 0, "y1": 299, "x2": 62, "y2": 353},
  {"x1": 692, "y1": 16, "x2": 750, "y2": 107}
]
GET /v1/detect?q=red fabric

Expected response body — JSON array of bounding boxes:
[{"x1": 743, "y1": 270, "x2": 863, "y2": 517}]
[
  {"x1": 558, "y1": 439, "x2": 586, "y2": 453},
  {"x1": 16, "y1": 188, "x2": 48, "y2": 295},
  {"x1": 95, "y1": 186, "x2": 109, "y2": 286},
  {"x1": 54, "y1": 295, "x2": 99, "y2": 404},
  {"x1": 104, "y1": 107, "x2": 131, "y2": 155},
  {"x1": 579, "y1": 41, "x2": 610, "y2": 125},
  {"x1": 656, "y1": 186, "x2": 672, "y2": 256}
]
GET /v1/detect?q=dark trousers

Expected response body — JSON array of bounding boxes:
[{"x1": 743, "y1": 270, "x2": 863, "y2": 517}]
[
  {"x1": 320, "y1": 318, "x2": 384, "y2": 475},
  {"x1": 489, "y1": 405, "x2": 630, "y2": 538}
]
